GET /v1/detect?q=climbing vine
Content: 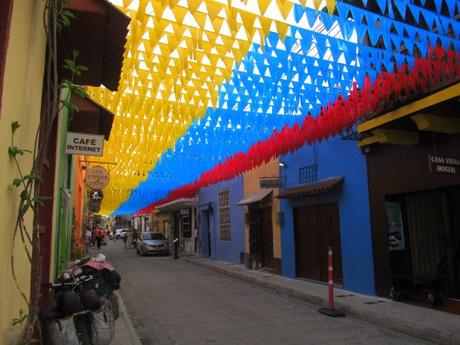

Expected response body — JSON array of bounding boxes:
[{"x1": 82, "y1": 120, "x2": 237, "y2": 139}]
[{"x1": 7, "y1": 1, "x2": 86, "y2": 343}]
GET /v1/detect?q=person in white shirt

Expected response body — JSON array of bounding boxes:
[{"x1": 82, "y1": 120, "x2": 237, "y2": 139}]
[{"x1": 85, "y1": 228, "x2": 92, "y2": 251}]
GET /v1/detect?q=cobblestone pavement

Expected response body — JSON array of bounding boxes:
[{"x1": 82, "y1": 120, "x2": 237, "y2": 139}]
[{"x1": 100, "y1": 241, "x2": 430, "y2": 345}]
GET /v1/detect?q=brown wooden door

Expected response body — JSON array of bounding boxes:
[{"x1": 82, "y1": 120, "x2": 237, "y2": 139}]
[
  {"x1": 249, "y1": 206, "x2": 274, "y2": 268},
  {"x1": 261, "y1": 206, "x2": 274, "y2": 268},
  {"x1": 248, "y1": 207, "x2": 260, "y2": 259},
  {"x1": 294, "y1": 204, "x2": 343, "y2": 284}
]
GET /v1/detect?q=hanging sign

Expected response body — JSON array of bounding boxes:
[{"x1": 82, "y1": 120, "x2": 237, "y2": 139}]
[
  {"x1": 87, "y1": 189, "x2": 103, "y2": 213},
  {"x1": 65, "y1": 132, "x2": 104, "y2": 157},
  {"x1": 88, "y1": 200, "x2": 101, "y2": 213},
  {"x1": 428, "y1": 155, "x2": 460, "y2": 175},
  {"x1": 85, "y1": 166, "x2": 110, "y2": 190},
  {"x1": 87, "y1": 190, "x2": 103, "y2": 213},
  {"x1": 260, "y1": 177, "x2": 283, "y2": 188},
  {"x1": 89, "y1": 189, "x2": 104, "y2": 200}
]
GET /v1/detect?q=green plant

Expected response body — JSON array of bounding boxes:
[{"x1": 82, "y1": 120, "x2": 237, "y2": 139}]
[
  {"x1": 56, "y1": 0, "x2": 74, "y2": 32},
  {"x1": 11, "y1": 310, "x2": 28, "y2": 327},
  {"x1": 60, "y1": 49, "x2": 88, "y2": 117}
]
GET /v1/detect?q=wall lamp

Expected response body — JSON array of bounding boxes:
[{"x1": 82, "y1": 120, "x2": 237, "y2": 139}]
[{"x1": 278, "y1": 161, "x2": 287, "y2": 168}]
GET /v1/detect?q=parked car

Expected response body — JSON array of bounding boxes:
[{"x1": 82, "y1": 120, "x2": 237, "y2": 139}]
[
  {"x1": 114, "y1": 228, "x2": 129, "y2": 240},
  {"x1": 137, "y1": 233, "x2": 169, "y2": 256}
]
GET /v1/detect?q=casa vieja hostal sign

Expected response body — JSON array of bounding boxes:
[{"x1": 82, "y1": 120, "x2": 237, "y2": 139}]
[
  {"x1": 65, "y1": 132, "x2": 104, "y2": 156},
  {"x1": 428, "y1": 155, "x2": 460, "y2": 175}
]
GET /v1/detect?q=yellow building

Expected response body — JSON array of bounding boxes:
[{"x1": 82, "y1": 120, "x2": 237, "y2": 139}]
[
  {"x1": 240, "y1": 158, "x2": 282, "y2": 274},
  {"x1": 0, "y1": 0, "x2": 47, "y2": 340}
]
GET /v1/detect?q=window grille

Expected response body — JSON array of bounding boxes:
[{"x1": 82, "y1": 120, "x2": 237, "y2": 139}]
[
  {"x1": 218, "y1": 189, "x2": 231, "y2": 241},
  {"x1": 299, "y1": 164, "x2": 318, "y2": 184}
]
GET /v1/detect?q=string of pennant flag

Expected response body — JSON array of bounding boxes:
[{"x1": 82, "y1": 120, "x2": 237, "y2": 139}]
[
  {"x1": 87, "y1": 0, "x2": 460, "y2": 215},
  {"x1": 136, "y1": 47, "x2": 460, "y2": 214}
]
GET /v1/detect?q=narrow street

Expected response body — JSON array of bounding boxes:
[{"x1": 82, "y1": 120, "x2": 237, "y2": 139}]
[{"x1": 98, "y1": 241, "x2": 430, "y2": 345}]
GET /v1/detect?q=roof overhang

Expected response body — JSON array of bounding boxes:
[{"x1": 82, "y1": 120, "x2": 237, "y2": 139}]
[
  {"x1": 237, "y1": 190, "x2": 272, "y2": 206},
  {"x1": 277, "y1": 176, "x2": 343, "y2": 199},
  {"x1": 69, "y1": 93, "x2": 114, "y2": 140},
  {"x1": 358, "y1": 82, "x2": 460, "y2": 147},
  {"x1": 156, "y1": 198, "x2": 197, "y2": 213},
  {"x1": 58, "y1": 0, "x2": 130, "y2": 91}
]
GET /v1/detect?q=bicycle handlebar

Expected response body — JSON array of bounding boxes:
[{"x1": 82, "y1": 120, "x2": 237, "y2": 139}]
[{"x1": 42, "y1": 275, "x2": 95, "y2": 289}]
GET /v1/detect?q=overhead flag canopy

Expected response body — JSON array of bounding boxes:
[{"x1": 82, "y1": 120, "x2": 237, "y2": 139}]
[{"x1": 88, "y1": 0, "x2": 460, "y2": 215}]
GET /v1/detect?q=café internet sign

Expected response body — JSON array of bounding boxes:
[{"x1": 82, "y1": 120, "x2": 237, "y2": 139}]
[{"x1": 65, "y1": 132, "x2": 104, "y2": 157}]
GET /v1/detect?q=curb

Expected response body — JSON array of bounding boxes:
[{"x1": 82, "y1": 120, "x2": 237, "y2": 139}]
[
  {"x1": 182, "y1": 257, "x2": 460, "y2": 345},
  {"x1": 115, "y1": 291, "x2": 143, "y2": 345}
]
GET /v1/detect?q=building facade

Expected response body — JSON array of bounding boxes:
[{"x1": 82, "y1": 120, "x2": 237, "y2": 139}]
[
  {"x1": 156, "y1": 199, "x2": 198, "y2": 256},
  {"x1": 279, "y1": 136, "x2": 376, "y2": 295},
  {"x1": 359, "y1": 83, "x2": 460, "y2": 312},
  {"x1": 0, "y1": 0, "x2": 47, "y2": 338},
  {"x1": 198, "y1": 176, "x2": 245, "y2": 264},
  {"x1": 238, "y1": 159, "x2": 282, "y2": 274}
]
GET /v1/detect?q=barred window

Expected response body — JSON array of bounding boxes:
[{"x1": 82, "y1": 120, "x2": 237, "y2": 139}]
[
  {"x1": 218, "y1": 189, "x2": 231, "y2": 241},
  {"x1": 299, "y1": 164, "x2": 318, "y2": 184}
]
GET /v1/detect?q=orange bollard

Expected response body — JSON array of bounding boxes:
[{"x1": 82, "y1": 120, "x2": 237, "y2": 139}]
[
  {"x1": 328, "y1": 246, "x2": 334, "y2": 310},
  {"x1": 318, "y1": 246, "x2": 345, "y2": 317}
]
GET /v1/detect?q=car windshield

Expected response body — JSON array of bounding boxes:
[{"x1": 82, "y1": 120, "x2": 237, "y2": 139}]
[{"x1": 143, "y1": 233, "x2": 165, "y2": 240}]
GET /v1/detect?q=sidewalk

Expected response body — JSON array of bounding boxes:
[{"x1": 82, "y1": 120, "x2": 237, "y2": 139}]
[
  {"x1": 182, "y1": 256, "x2": 460, "y2": 345},
  {"x1": 111, "y1": 291, "x2": 142, "y2": 345}
]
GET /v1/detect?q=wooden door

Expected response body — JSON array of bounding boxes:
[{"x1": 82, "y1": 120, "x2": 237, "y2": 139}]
[
  {"x1": 261, "y1": 206, "x2": 274, "y2": 268},
  {"x1": 248, "y1": 206, "x2": 274, "y2": 268},
  {"x1": 294, "y1": 206, "x2": 319, "y2": 280},
  {"x1": 248, "y1": 207, "x2": 260, "y2": 260},
  {"x1": 318, "y1": 204, "x2": 343, "y2": 284},
  {"x1": 294, "y1": 204, "x2": 342, "y2": 284}
]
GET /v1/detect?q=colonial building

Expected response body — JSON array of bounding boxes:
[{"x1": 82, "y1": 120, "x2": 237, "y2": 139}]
[
  {"x1": 359, "y1": 82, "x2": 460, "y2": 312},
  {"x1": 0, "y1": 0, "x2": 47, "y2": 338},
  {"x1": 237, "y1": 158, "x2": 282, "y2": 274},
  {"x1": 156, "y1": 198, "x2": 198, "y2": 256},
  {"x1": 278, "y1": 136, "x2": 375, "y2": 295},
  {"x1": 198, "y1": 176, "x2": 245, "y2": 263}
]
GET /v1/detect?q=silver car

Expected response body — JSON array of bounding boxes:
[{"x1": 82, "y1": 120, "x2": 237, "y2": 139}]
[{"x1": 137, "y1": 233, "x2": 169, "y2": 256}]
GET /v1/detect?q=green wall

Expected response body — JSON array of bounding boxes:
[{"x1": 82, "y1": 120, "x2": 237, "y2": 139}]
[{"x1": 53, "y1": 89, "x2": 77, "y2": 276}]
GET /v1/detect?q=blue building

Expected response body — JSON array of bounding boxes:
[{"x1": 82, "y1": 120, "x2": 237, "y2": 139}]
[
  {"x1": 198, "y1": 176, "x2": 245, "y2": 264},
  {"x1": 278, "y1": 136, "x2": 375, "y2": 295}
]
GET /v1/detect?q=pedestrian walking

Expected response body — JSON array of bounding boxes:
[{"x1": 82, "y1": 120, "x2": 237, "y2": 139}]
[
  {"x1": 126, "y1": 230, "x2": 133, "y2": 248},
  {"x1": 132, "y1": 229, "x2": 138, "y2": 248},
  {"x1": 96, "y1": 227, "x2": 103, "y2": 249},
  {"x1": 85, "y1": 227, "x2": 92, "y2": 252},
  {"x1": 91, "y1": 229, "x2": 97, "y2": 247}
]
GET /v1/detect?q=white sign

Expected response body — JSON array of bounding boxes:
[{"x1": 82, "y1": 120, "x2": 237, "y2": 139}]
[{"x1": 65, "y1": 132, "x2": 104, "y2": 156}]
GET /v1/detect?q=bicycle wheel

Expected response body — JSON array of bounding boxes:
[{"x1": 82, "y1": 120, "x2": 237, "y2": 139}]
[
  {"x1": 109, "y1": 294, "x2": 119, "y2": 320},
  {"x1": 74, "y1": 315, "x2": 91, "y2": 345}
]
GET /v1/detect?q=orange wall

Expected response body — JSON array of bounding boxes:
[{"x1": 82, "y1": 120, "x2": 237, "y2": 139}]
[
  {"x1": 243, "y1": 158, "x2": 281, "y2": 259},
  {"x1": 73, "y1": 157, "x2": 86, "y2": 254}
]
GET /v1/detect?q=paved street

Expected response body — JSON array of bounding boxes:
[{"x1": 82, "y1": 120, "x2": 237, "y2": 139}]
[{"x1": 99, "y1": 241, "x2": 430, "y2": 345}]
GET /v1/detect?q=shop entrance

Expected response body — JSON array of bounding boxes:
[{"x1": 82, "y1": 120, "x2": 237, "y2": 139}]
[
  {"x1": 201, "y1": 210, "x2": 212, "y2": 257},
  {"x1": 387, "y1": 186, "x2": 460, "y2": 312},
  {"x1": 248, "y1": 205, "x2": 274, "y2": 269},
  {"x1": 293, "y1": 203, "x2": 343, "y2": 284}
]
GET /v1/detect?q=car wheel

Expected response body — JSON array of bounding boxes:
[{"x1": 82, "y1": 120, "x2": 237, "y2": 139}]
[{"x1": 116, "y1": 235, "x2": 120, "y2": 240}]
